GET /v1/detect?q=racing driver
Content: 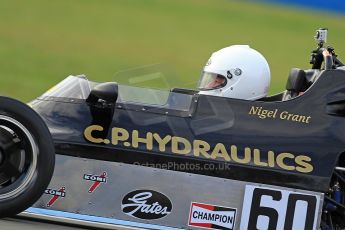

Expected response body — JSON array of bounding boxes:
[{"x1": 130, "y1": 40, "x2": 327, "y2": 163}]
[{"x1": 198, "y1": 45, "x2": 271, "y2": 100}]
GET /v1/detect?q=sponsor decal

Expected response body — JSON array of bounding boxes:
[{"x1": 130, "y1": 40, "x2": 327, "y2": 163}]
[
  {"x1": 227, "y1": 69, "x2": 242, "y2": 79},
  {"x1": 248, "y1": 106, "x2": 312, "y2": 124},
  {"x1": 84, "y1": 126, "x2": 314, "y2": 173},
  {"x1": 121, "y1": 190, "x2": 172, "y2": 220},
  {"x1": 44, "y1": 187, "x2": 66, "y2": 207},
  {"x1": 240, "y1": 185, "x2": 321, "y2": 230},
  {"x1": 226, "y1": 71, "x2": 233, "y2": 79},
  {"x1": 83, "y1": 172, "x2": 107, "y2": 193},
  {"x1": 188, "y1": 202, "x2": 236, "y2": 230},
  {"x1": 234, "y1": 68, "x2": 242, "y2": 76}
]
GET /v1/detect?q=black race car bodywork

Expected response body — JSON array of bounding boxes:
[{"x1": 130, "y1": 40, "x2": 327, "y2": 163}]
[
  {"x1": 31, "y1": 69, "x2": 345, "y2": 193},
  {"x1": 21, "y1": 66, "x2": 344, "y2": 230}
]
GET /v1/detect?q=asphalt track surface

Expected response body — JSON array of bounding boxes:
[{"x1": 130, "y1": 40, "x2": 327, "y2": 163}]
[{"x1": 0, "y1": 217, "x2": 93, "y2": 230}]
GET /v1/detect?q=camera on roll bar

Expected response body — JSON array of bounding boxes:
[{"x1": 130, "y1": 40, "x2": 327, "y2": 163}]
[
  {"x1": 310, "y1": 28, "x2": 344, "y2": 70},
  {"x1": 315, "y1": 28, "x2": 328, "y2": 46},
  {"x1": 310, "y1": 28, "x2": 328, "y2": 69}
]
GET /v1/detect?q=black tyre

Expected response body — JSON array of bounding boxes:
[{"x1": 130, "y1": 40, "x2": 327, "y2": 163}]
[{"x1": 0, "y1": 96, "x2": 55, "y2": 217}]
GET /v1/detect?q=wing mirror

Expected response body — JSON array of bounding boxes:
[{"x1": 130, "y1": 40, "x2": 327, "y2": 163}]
[{"x1": 86, "y1": 82, "x2": 118, "y2": 105}]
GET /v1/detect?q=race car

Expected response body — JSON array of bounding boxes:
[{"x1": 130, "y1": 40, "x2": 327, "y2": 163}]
[{"x1": 1, "y1": 29, "x2": 345, "y2": 230}]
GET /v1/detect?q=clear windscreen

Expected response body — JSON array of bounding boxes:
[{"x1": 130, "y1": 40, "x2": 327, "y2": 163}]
[
  {"x1": 41, "y1": 75, "x2": 92, "y2": 99},
  {"x1": 118, "y1": 85, "x2": 169, "y2": 105},
  {"x1": 40, "y1": 76, "x2": 194, "y2": 111},
  {"x1": 118, "y1": 85, "x2": 193, "y2": 111}
]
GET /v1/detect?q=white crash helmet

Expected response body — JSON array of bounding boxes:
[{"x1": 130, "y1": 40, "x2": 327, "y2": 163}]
[{"x1": 198, "y1": 45, "x2": 271, "y2": 100}]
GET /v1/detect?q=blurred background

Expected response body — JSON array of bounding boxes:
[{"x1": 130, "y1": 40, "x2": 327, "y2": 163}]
[{"x1": 0, "y1": 0, "x2": 344, "y2": 101}]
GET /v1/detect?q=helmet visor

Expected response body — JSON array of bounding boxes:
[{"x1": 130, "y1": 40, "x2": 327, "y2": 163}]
[{"x1": 198, "y1": 71, "x2": 226, "y2": 90}]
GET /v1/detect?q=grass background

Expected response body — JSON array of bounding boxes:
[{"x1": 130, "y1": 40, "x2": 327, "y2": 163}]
[{"x1": 0, "y1": 0, "x2": 345, "y2": 101}]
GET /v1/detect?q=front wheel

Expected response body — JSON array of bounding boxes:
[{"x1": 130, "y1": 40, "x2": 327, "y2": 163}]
[{"x1": 0, "y1": 97, "x2": 55, "y2": 217}]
